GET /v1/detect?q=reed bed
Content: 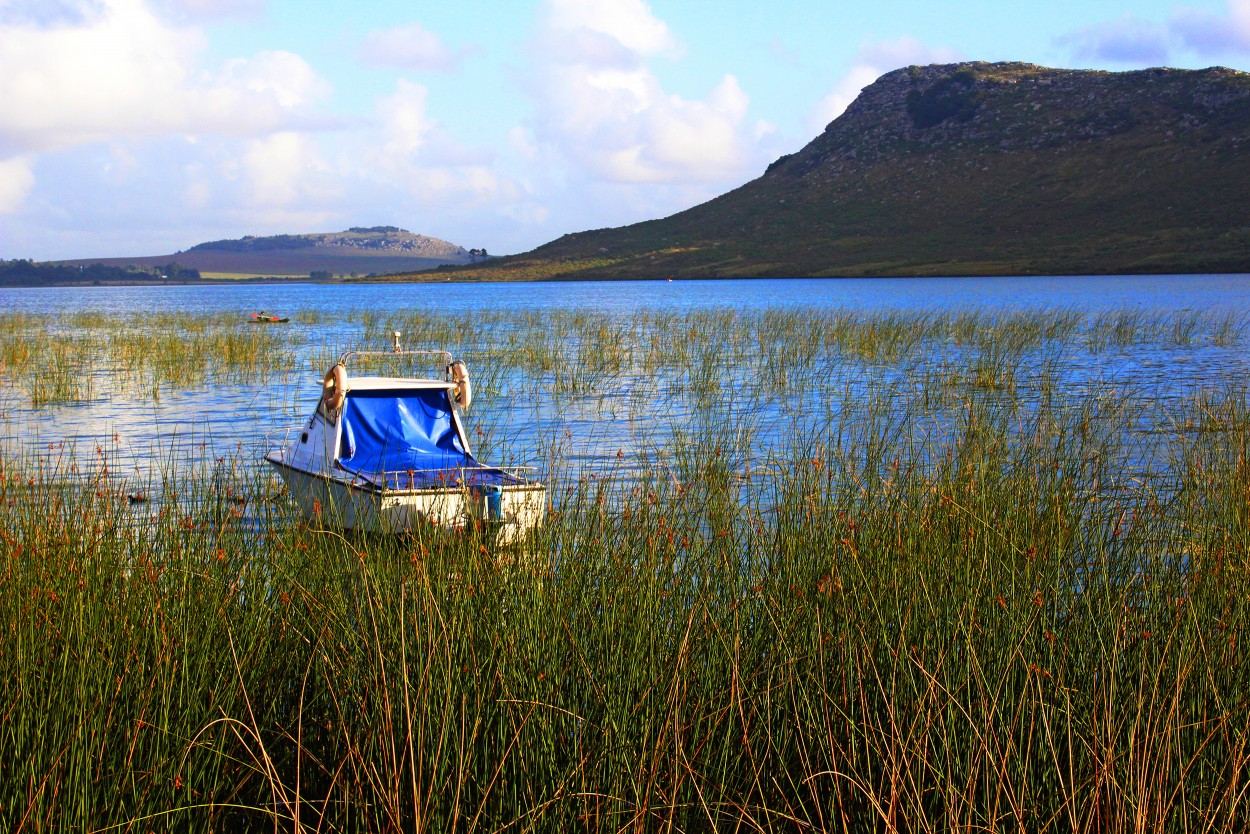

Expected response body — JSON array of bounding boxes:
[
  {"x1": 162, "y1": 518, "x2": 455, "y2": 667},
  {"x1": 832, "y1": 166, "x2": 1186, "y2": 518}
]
[
  {"x1": 1, "y1": 305, "x2": 1248, "y2": 832},
  {"x1": 0, "y1": 312, "x2": 302, "y2": 408}
]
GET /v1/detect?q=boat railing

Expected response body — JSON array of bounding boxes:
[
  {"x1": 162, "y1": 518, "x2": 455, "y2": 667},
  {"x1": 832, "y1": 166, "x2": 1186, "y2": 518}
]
[
  {"x1": 338, "y1": 332, "x2": 453, "y2": 375},
  {"x1": 351, "y1": 463, "x2": 543, "y2": 492},
  {"x1": 373, "y1": 463, "x2": 541, "y2": 479}
]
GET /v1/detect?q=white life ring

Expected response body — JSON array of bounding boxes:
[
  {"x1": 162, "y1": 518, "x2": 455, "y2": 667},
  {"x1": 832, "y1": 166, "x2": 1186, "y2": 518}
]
[
  {"x1": 449, "y1": 360, "x2": 472, "y2": 409},
  {"x1": 322, "y1": 363, "x2": 347, "y2": 413}
]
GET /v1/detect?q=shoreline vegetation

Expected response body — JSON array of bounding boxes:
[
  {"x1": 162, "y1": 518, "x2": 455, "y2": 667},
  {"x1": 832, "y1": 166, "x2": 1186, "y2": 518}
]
[{"x1": 2, "y1": 306, "x2": 1248, "y2": 831}]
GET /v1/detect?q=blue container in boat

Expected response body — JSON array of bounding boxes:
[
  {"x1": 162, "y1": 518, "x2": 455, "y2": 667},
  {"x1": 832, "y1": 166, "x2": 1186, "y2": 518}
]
[{"x1": 484, "y1": 484, "x2": 503, "y2": 520}]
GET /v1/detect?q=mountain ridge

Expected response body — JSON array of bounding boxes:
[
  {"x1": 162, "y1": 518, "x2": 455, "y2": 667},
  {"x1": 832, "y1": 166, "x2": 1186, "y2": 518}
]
[{"x1": 417, "y1": 61, "x2": 1250, "y2": 281}]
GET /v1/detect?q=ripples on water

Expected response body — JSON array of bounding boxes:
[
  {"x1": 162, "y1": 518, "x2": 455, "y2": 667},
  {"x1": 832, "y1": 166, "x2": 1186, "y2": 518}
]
[{"x1": 1, "y1": 276, "x2": 1248, "y2": 513}]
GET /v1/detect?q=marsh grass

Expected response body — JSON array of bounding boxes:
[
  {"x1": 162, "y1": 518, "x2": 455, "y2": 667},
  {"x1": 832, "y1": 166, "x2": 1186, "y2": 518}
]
[
  {"x1": 24, "y1": 336, "x2": 96, "y2": 407},
  {"x1": 0, "y1": 313, "x2": 301, "y2": 408},
  {"x1": 2, "y1": 305, "x2": 1249, "y2": 831}
]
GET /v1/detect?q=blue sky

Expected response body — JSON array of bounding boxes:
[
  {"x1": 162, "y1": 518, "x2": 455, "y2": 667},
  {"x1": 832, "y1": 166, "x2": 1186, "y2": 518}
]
[{"x1": 2, "y1": 0, "x2": 1249, "y2": 260}]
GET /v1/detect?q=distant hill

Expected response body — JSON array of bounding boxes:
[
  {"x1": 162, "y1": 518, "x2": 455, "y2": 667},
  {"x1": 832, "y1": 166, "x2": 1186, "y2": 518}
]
[
  {"x1": 28, "y1": 227, "x2": 476, "y2": 284},
  {"x1": 417, "y1": 62, "x2": 1250, "y2": 280},
  {"x1": 186, "y1": 226, "x2": 468, "y2": 259}
]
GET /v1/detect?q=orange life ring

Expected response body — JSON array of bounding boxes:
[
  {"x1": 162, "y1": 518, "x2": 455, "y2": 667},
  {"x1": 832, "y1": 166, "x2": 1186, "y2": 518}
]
[
  {"x1": 449, "y1": 360, "x2": 472, "y2": 409},
  {"x1": 322, "y1": 363, "x2": 347, "y2": 412}
]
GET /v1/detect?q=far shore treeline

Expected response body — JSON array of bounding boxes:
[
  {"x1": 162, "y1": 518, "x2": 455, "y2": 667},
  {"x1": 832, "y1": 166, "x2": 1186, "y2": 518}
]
[{"x1": 0, "y1": 258, "x2": 201, "y2": 286}]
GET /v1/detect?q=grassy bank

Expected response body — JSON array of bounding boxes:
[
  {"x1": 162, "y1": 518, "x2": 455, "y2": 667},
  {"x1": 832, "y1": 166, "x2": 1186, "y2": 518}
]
[{"x1": 1, "y1": 306, "x2": 1249, "y2": 831}]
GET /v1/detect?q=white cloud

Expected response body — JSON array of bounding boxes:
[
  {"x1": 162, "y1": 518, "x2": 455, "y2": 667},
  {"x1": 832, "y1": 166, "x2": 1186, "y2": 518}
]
[
  {"x1": 0, "y1": 0, "x2": 95, "y2": 27},
  {"x1": 359, "y1": 21, "x2": 465, "y2": 71},
  {"x1": 1059, "y1": 15, "x2": 1173, "y2": 64},
  {"x1": 508, "y1": 126, "x2": 540, "y2": 160},
  {"x1": 242, "y1": 132, "x2": 332, "y2": 207},
  {"x1": 527, "y1": 0, "x2": 769, "y2": 185},
  {"x1": 378, "y1": 79, "x2": 433, "y2": 157},
  {"x1": 638, "y1": 75, "x2": 750, "y2": 179},
  {"x1": 0, "y1": 2, "x2": 538, "y2": 256},
  {"x1": 0, "y1": 0, "x2": 329, "y2": 155},
  {"x1": 0, "y1": 0, "x2": 196, "y2": 154},
  {"x1": 222, "y1": 205, "x2": 338, "y2": 235},
  {"x1": 501, "y1": 202, "x2": 550, "y2": 227},
  {"x1": 1058, "y1": 1, "x2": 1250, "y2": 65},
  {"x1": 182, "y1": 166, "x2": 212, "y2": 209},
  {"x1": 102, "y1": 143, "x2": 139, "y2": 182},
  {"x1": 149, "y1": 0, "x2": 265, "y2": 23},
  {"x1": 1171, "y1": 0, "x2": 1250, "y2": 56},
  {"x1": 0, "y1": 156, "x2": 36, "y2": 213},
  {"x1": 543, "y1": 0, "x2": 675, "y2": 56},
  {"x1": 216, "y1": 51, "x2": 329, "y2": 111},
  {"x1": 0, "y1": 0, "x2": 341, "y2": 232},
  {"x1": 808, "y1": 37, "x2": 962, "y2": 133},
  {"x1": 359, "y1": 79, "x2": 522, "y2": 209}
]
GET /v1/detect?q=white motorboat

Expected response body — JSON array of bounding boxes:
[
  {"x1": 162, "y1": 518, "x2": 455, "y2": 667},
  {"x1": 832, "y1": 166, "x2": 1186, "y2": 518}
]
[{"x1": 265, "y1": 342, "x2": 545, "y2": 544}]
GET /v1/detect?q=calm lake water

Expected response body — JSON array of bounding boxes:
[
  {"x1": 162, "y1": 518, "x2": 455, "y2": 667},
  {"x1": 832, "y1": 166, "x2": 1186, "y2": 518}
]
[
  {"x1": 4, "y1": 273, "x2": 1250, "y2": 317},
  {"x1": 2, "y1": 274, "x2": 1249, "y2": 499}
]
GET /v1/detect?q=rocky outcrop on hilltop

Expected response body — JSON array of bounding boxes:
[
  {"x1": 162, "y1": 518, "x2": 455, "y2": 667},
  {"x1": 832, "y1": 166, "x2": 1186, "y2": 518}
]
[
  {"x1": 771, "y1": 62, "x2": 1250, "y2": 178},
  {"x1": 190, "y1": 228, "x2": 468, "y2": 259}
]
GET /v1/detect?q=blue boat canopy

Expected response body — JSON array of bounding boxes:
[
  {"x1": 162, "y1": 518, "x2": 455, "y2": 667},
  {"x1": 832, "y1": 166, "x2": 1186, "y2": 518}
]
[{"x1": 337, "y1": 388, "x2": 520, "y2": 489}]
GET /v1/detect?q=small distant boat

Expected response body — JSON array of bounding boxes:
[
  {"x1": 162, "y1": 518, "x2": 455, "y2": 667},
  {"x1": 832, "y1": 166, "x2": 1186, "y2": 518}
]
[
  {"x1": 249, "y1": 312, "x2": 289, "y2": 323},
  {"x1": 264, "y1": 340, "x2": 545, "y2": 544}
]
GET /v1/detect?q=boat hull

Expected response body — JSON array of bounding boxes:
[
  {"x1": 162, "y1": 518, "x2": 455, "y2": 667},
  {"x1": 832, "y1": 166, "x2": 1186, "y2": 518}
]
[{"x1": 266, "y1": 454, "x2": 546, "y2": 546}]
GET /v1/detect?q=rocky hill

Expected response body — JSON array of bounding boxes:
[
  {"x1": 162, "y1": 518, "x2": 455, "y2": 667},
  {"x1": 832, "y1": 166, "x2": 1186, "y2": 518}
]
[
  {"x1": 428, "y1": 62, "x2": 1250, "y2": 280},
  {"x1": 47, "y1": 227, "x2": 475, "y2": 282},
  {"x1": 188, "y1": 226, "x2": 468, "y2": 259}
]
